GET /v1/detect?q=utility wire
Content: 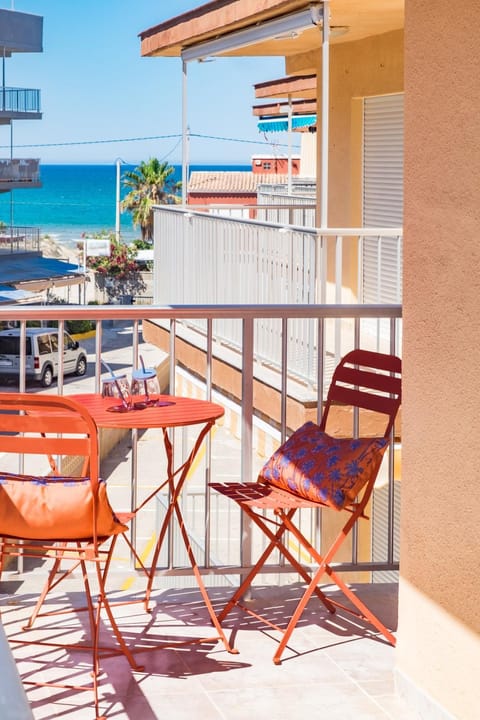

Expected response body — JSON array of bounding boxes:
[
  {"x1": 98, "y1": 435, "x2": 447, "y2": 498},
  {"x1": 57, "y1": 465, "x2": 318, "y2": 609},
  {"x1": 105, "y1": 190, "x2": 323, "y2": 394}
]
[{"x1": 0, "y1": 131, "x2": 297, "y2": 150}]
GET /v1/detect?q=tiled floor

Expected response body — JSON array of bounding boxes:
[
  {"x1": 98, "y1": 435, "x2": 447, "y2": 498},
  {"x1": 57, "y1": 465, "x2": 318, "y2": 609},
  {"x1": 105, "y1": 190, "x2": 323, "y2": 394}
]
[
  {"x1": 0, "y1": 327, "x2": 416, "y2": 718},
  {"x1": 0, "y1": 571, "x2": 419, "y2": 720}
]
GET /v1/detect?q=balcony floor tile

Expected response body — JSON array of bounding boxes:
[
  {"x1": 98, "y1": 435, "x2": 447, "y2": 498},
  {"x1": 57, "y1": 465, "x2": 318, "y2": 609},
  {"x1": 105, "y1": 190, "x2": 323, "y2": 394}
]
[{"x1": 0, "y1": 575, "x2": 421, "y2": 720}]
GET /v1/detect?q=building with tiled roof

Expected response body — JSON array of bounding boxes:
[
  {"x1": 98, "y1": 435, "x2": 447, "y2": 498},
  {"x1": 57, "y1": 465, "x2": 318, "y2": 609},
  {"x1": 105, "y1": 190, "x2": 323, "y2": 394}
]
[{"x1": 187, "y1": 167, "x2": 300, "y2": 208}]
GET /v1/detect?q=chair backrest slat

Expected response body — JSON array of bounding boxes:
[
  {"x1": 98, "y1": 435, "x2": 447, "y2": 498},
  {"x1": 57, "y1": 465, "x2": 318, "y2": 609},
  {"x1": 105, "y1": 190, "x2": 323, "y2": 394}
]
[
  {"x1": 0, "y1": 393, "x2": 98, "y2": 479},
  {"x1": 320, "y1": 349, "x2": 402, "y2": 439},
  {"x1": 0, "y1": 435, "x2": 90, "y2": 457}
]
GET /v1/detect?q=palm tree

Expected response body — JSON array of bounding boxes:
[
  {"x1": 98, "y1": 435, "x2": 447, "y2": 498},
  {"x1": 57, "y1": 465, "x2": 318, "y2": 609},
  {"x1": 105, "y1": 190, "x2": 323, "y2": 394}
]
[{"x1": 121, "y1": 158, "x2": 181, "y2": 241}]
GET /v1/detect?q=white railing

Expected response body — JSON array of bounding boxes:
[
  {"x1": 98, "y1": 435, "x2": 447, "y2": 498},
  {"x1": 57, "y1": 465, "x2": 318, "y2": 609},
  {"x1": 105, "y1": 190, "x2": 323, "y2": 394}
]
[
  {"x1": 0, "y1": 303, "x2": 402, "y2": 583},
  {"x1": 152, "y1": 205, "x2": 402, "y2": 383},
  {"x1": 0, "y1": 225, "x2": 40, "y2": 253}
]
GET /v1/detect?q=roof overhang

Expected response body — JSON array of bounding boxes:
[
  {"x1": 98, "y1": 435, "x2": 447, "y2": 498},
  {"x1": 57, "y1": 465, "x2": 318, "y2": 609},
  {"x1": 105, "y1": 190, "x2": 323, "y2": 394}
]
[
  {"x1": 0, "y1": 254, "x2": 85, "y2": 294},
  {"x1": 0, "y1": 284, "x2": 42, "y2": 304},
  {"x1": 254, "y1": 74, "x2": 317, "y2": 100},
  {"x1": 253, "y1": 98, "x2": 316, "y2": 116},
  {"x1": 140, "y1": 1, "x2": 404, "y2": 60}
]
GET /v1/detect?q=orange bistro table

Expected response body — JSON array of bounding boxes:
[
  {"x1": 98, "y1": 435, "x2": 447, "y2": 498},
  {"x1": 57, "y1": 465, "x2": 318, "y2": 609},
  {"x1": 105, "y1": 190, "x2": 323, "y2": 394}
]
[{"x1": 71, "y1": 393, "x2": 236, "y2": 655}]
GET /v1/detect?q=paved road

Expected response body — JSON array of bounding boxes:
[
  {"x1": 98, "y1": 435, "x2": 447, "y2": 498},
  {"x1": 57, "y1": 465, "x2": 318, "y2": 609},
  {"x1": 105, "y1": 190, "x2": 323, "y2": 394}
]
[{"x1": 0, "y1": 321, "x2": 166, "y2": 395}]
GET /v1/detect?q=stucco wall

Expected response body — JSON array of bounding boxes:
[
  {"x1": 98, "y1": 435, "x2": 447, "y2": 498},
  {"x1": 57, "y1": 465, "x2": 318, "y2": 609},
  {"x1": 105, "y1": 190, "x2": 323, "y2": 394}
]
[
  {"x1": 287, "y1": 29, "x2": 404, "y2": 228},
  {"x1": 288, "y1": 30, "x2": 403, "y2": 300},
  {"x1": 399, "y1": 1, "x2": 480, "y2": 717}
]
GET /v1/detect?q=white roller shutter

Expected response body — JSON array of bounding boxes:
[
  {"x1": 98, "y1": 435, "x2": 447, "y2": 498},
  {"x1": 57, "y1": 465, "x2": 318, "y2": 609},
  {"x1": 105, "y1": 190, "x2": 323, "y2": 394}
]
[{"x1": 362, "y1": 93, "x2": 403, "y2": 303}]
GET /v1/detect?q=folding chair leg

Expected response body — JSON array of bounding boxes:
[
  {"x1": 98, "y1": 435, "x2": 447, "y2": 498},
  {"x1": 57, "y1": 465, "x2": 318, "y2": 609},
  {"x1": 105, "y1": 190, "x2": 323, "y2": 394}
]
[
  {"x1": 24, "y1": 549, "x2": 66, "y2": 630},
  {"x1": 269, "y1": 509, "x2": 396, "y2": 663},
  {"x1": 326, "y1": 566, "x2": 396, "y2": 646},
  {"x1": 218, "y1": 506, "x2": 335, "y2": 624}
]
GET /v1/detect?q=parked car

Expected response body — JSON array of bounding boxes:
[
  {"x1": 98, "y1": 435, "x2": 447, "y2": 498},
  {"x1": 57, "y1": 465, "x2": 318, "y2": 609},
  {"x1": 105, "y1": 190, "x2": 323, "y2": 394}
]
[{"x1": 0, "y1": 327, "x2": 88, "y2": 387}]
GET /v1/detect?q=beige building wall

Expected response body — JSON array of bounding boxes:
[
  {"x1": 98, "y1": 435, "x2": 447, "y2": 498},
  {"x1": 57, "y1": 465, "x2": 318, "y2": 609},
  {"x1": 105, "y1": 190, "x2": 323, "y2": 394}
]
[
  {"x1": 288, "y1": 30, "x2": 403, "y2": 300},
  {"x1": 399, "y1": 1, "x2": 480, "y2": 718}
]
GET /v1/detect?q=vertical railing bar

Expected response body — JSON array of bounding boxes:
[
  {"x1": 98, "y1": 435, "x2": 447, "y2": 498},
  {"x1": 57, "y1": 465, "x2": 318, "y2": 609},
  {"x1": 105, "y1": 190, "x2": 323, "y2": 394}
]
[
  {"x1": 351, "y1": 316, "x2": 362, "y2": 565},
  {"x1": 132, "y1": 319, "x2": 139, "y2": 369},
  {"x1": 279, "y1": 316, "x2": 289, "y2": 569},
  {"x1": 167, "y1": 319, "x2": 177, "y2": 568},
  {"x1": 280, "y1": 317, "x2": 288, "y2": 442},
  {"x1": 317, "y1": 317, "x2": 325, "y2": 424},
  {"x1": 315, "y1": 316, "x2": 325, "y2": 557},
  {"x1": 335, "y1": 235, "x2": 343, "y2": 364},
  {"x1": 18, "y1": 320, "x2": 26, "y2": 397},
  {"x1": 204, "y1": 317, "x2": 213, "y2": 568},
  {"x1": 57, "y1": 319, "x2": 65, "y2": 396},
  {"x1": 387, "y1": 316, "x2": 398, "y2": 565},
  {"x1": 95, "y1": 320, "x2": 102, "y2": 394},
  {"x1": 240, "y1": 317, "x2": 254, "y2": 572}
]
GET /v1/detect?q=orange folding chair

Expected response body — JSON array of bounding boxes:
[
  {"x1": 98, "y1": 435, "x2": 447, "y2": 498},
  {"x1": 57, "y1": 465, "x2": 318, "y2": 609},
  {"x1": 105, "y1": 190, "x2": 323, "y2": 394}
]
[
  {"x1": 210, "y1": 349, "x2": 401, "y2": 663},
  {"x1": 0, "y1": 393, "x2": 143, "y2": 720}
]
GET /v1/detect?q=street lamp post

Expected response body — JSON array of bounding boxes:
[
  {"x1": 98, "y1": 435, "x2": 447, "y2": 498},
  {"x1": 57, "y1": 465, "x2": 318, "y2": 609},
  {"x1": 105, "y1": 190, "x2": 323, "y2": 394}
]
[{"x1": 115, "y1": 158, "x2": 125, "y2": 243}]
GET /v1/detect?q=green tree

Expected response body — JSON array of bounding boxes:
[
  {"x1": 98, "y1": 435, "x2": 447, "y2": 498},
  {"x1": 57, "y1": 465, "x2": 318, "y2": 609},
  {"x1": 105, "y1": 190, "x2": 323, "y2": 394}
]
[{"x1": 121, "y1": 158, "x2": 181, "y2": 241}]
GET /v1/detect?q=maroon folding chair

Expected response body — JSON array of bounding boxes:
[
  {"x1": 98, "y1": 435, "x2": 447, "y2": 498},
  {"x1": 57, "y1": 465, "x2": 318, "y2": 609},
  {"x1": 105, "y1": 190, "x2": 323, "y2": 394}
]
[{"x1": 210, "y1": 349, "x2": 401, "y2": 663}]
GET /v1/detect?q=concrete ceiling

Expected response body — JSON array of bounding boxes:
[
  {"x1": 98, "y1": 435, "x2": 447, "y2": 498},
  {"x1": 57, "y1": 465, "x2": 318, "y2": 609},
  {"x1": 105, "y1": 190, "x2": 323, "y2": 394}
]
[{"x1": 140, "y1": 0, "x2": 404, "y2": 60}]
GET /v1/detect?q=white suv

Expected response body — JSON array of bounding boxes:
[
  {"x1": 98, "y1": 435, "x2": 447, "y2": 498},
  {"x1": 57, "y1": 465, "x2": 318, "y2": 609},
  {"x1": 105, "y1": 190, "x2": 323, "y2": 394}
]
[{"x1": 0, "y1": 327, "x2": 88, "y2": 387}]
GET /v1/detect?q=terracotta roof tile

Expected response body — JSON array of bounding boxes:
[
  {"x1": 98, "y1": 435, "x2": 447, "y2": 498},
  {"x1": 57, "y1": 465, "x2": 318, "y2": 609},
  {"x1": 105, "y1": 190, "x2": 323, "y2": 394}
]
[{"x1": 187, "y1": 171, "x2": 290, "y2": 194}]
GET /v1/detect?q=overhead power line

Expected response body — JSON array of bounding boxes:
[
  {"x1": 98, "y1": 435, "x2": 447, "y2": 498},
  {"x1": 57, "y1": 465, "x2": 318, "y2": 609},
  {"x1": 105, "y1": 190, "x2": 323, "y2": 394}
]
[{"x1": 0, "y1": 131, "x2": 297, "y2": 150}]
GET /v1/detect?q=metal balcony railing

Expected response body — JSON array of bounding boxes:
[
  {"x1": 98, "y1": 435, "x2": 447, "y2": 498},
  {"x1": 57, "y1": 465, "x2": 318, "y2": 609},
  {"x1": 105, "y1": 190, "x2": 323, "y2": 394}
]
[
  {"x1": 152, "y1": 205, "x2": 402, "y2": 384},
  {"x1": 0, "y1": 225, "x2": 40, "y2": 252},
  {"x1": 0, "y1": 87, "x2": 41, "y2": 114},
  {"x1": 0, "y1": 303, "x2": 402, "y2": 587}
]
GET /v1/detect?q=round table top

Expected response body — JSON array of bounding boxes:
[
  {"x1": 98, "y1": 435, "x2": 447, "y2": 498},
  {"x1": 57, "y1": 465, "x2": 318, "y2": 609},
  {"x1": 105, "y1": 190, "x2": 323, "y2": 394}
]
[{"x1": 70, "y1": 393, "x2": 224, "y2": 430}]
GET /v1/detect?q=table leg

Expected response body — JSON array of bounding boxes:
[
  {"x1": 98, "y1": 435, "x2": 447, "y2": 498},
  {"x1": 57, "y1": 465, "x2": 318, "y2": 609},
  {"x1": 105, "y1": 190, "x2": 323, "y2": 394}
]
[{"x1": 144, "y1": 421, "x2": 237, "y2": 654}]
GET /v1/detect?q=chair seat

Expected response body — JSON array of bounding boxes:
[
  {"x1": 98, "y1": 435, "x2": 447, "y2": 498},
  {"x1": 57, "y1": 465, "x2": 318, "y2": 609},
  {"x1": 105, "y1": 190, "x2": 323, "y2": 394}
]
[{"x1": 210, "y1": 481, "x2": 326, "y2": 510}]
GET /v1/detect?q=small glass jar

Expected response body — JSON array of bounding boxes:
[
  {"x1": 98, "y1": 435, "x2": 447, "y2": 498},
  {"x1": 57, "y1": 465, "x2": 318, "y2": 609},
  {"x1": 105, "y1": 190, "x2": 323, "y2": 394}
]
[
  {"x1": 102, "y1": 373, "x2": 131, "y2": 410},
  {"x1": 131, "y1": 368, "x2": 160, "y2": 406}
]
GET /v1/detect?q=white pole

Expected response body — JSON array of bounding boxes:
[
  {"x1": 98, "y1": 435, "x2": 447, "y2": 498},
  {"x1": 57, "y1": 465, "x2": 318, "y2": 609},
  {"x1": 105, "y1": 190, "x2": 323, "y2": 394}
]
[
  {"x1": 287, "y1": 96, "x2": 293, "y2": 195},
  {"x1": 320, "y1": 0, "x2": 330, "y2": 228},
  {"x1": 182, "y1": 60, "x2": 188, "y2": 205},
  {"x1": 115, "y1": 158, "x2": 121, "y2": 242},
  {"x1": 82, "y1": 240, "x2": 87, "y2": 304}
]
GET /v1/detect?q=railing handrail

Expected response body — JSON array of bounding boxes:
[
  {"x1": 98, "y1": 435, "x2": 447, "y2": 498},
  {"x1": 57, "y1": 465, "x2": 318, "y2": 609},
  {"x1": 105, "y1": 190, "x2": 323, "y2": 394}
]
[
  {"x1": 2, "y1": 303, "x2": 403, "y2": 323},
  {"x1": 0, "y1": 86, "x2": 40, "y2": 93},
  {"x1": 154, "y1": 204, "x2": 403, "y2": 237}
]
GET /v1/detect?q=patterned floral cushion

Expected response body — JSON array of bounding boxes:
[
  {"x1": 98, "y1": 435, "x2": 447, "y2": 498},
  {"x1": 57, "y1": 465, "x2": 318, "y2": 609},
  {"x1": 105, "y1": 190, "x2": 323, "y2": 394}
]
[
  {"x1": 259, "y1": 422, "x2": 388, "y2": 510},
  {"x1": 0, "y1": 473, "x2": 128, "y2": 540}
]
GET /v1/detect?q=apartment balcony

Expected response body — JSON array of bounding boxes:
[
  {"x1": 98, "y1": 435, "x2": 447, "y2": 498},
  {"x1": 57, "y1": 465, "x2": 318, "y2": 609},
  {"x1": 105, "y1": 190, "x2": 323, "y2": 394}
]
[
  {"x1": 0, "y1": 225, "x2": 40, "y2": 253},
  {"x1": 0, "y1": 158, "x2": 41, "y2": 191},
  {"x1": 0, "y1": 8, "x2": 43, "y2": 56},
  {"x1": 0, "y1": 302, "x2": 410, "y2": 719},
  {"x1": 0, "y1": 87, "x2": 41, "y2": 121}
]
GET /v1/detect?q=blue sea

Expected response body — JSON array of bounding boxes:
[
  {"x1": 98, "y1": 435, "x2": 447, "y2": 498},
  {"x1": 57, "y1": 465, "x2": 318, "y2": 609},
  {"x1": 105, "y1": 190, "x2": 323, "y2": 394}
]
[{"x1": 0, "y1": 163, "x2": 249, "y2": 251}]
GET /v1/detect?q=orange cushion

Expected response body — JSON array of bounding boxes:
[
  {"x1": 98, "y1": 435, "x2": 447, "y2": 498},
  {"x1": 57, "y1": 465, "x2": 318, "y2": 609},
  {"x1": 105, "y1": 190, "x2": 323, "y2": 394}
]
[
  {"x1": 0, "y1": 473, "x2": 128, "y2": 540},
  {"x1": 259, "y1": 422, "x2": 388, "y2": 510}
]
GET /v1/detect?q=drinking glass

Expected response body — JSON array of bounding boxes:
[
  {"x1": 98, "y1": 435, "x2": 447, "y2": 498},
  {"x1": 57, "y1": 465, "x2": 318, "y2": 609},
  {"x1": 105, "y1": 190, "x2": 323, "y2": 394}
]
[
  {"x1": 102, "y1": 373, "x2": 132, "y2": 411},
  {"x1": 131, "y1": 367, "x2": 160, "y2": 407}
]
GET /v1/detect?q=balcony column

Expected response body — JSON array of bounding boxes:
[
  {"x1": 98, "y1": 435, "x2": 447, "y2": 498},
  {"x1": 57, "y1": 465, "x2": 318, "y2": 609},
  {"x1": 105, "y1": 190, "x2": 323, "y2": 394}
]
[
  {"x1": 181, "y1": 59, "x2": 189, "y2": 205},
  {"x1": 315, "y1": 0, "x2": 330, "y2": 228}
]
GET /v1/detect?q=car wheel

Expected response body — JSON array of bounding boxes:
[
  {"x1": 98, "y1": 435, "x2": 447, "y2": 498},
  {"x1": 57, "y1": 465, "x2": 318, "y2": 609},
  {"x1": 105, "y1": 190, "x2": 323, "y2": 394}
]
[
  {"x1": 75, "y1": 356, "x2": 87, "y2": 377},
  {"x1": 41, "y1": 366, "x2": 54, "y2": 387}
]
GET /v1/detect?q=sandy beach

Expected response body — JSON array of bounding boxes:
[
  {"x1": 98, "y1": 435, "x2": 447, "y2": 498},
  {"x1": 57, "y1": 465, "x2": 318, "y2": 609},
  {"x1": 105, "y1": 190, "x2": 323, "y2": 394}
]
[{"x1": 40, "y1": 235, "x2": 80, "y2": 266}]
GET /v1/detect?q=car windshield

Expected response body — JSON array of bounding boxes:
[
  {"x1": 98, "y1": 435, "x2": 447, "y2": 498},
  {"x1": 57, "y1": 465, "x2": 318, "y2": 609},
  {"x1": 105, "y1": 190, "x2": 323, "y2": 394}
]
[{"x1": 0, "y1": 337, "x2": 32, "y2": 355}]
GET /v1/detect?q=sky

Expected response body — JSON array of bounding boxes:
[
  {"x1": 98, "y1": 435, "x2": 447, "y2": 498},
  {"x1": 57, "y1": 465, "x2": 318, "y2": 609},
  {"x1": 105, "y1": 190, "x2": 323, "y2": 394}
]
[{"x1": 1, "y1": 0, "x2": 293, "y2": 166}]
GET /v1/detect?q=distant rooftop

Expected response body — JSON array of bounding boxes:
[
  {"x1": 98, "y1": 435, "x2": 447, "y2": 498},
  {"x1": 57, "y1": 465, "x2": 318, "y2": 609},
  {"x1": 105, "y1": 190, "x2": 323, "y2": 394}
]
[{"x1": 188, "y1": 171, "x2": 292, "y2": 194}]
